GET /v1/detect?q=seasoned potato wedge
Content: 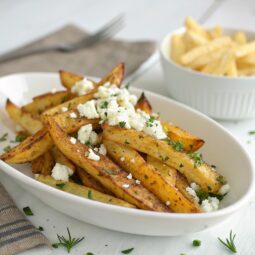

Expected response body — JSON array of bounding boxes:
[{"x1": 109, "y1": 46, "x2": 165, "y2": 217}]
[
  {"x1": 162, "y1": 121, "x2": 204, "y2": 152},
  {"x1": 103, "y1": 125, "x2": 221, "y2": 193},
  {"x1": 76, "y1": 167, "x2": 111, "y2": 194},
  {"x1": 36, "y1": 175, "x2": 135, "y2": 208},
  {"x1": 31, "y1": 151, "x2": 55, "y2": 175},
  {"x1": 22, "y1": 91, "x2": 73, "y2": 115},
  {"x1": 135, "y1": 92, "x2": 152, "y2": 114},
  {"x1": 59, "y1": 70, "x2": 84, "y2": 89},
  {"x1": 51, "y1": 146, "x2": 75, "y2": 172},
  {"x1": 6, "y1": 99, "x2": 43, "y2": 134},
  {"x1": 47, "y1": 117, "x2": 169, "y2": 212},
  {"x1": 104, "y1": 139, "x2": 200, "y2": 213},
  {"x1": 0, "y1": 128, "x2": 52, "y2": 163}
]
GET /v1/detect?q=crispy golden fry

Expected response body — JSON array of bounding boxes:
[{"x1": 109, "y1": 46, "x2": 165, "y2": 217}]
[
  {"x1": 135, "y1": 92, "x2": 152, "y2": 114},
  {"x1": 238, "y1": 66, "x2": 255, "y2": 76},
  {"x1": 59, "y1": 70, "x2": 84, "y2": 89},
  {"x1": 226, "y1": 59, "x2": 238, "y2": 77},
  {"x1": 31, "y1": 151, "x2": 55, "y2": 175},
  {"x1": 104, "y1": 139, "x2": 200, "y2": 213},
  {"x1": 36, "y1": 175, "x2": 135, "y2": 208},
  {"x1": 201, "y1": 58, "x2": 219, "y2": 74},
  {"x1": 6, "y1": 99, "x2": 43, "y2": 135},
  {"x1": 213, "y1": 49, "x2": 234, "y2": 75},
  {"x1": 22, "y1": 91, "x2": 73, "y2": 115},
  {"x1": 235, "y1": 41, "x2": 255, "y2": 58},
  {"x1": 237, "y1": 52, "x2": 255, "y2": 66},
  {"x1": 234, "y1": 32, "x2": 247, "y2": 45},
  {"x1": 146, "y1": 155, "x2": 177, "y2": 185},
  {"x1": 171, "y1": 34, "x2": 186, "y2": 63},
  {"x1": 185, "y1": 16, "x2": 208, "y2": 39},
  {"x1": 103, "y1": 125, "x2": 221, "y2": 193},
  {"x1": 208, "y1": 25, "x2": 223, "y2": 39},
  {"x1": 47, "y1": 117, "x2": 169, "y2": 212},
  {"x1": 181, "y1": 37, "x2": 231, "y2": 65},
  {"x1": 162, "y1": 121, "x2": 204, "y2": 152},
  {"x1": 76, "y1": 167, "x2": 111, "y2": 194},
  {"x1": 0, "y1": 128, "x2": 52, "y2": 163},
  {"x1": 51, "y1": 146, "x2": 75, "y2": 172},
  {"x1": 185, "y1": 30, "x2": 208, "y2": 47}
]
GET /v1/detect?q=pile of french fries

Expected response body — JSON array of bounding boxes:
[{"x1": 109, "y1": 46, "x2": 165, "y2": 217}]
[
  {"x1": 171, "y1": 17, "x2": 255, "y2": 76},
  {"x1": 0, "y1": 63, "x2": 227, "y2": 213}
]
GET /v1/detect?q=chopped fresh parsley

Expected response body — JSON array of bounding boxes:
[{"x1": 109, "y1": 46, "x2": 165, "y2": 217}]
[
  {"x1": 52, "y1": 228, "x2": 84, "y2": 253},
  {"x1": 87, "y1": 190, "x2": 93, "y2": 200},
  {"x1": 86, "y1": 253, "x2": 94, "y2": 255},
  {"x1": 38, "y1": 226, "x2": 44, "y2": 231},
  {"x1": 192, "y1": 239, "x2": 201, "y2": 247},
  {"x1": 119, "y1": 121, "x2": 126, "y2": 128},
  {"x1": 171, "y1": 141, "x2": 184, "y2": 152},
  {"x1": 217, "y1": 175, "x2": 227, "y2": 185},
  {"x1": 195, "y1": 189, "x2": 226, "y2": 204},
  {"x1": 218, "y1": 230, "x2": 237, "y2": 253},
  {"x1": 23, "y1": 206, "x2": 33, "y2": 216},
  {"x1": 146, "y1": 116, "x2": 155, "y2": 127},
  {"x1": 189, "y1": 152, "x2": 203, "y2": 167},
  {"x1": 121, "y1": 248, "x2": 134, "y2": 254},
  {"x1": 56, "y1": 183, "x2": 66, "y2": 189},
  {"x1": 123, "y1": 83, "x2": 130, "y2": 89},
  {"x1": 101, "y1": 101, "x2": 109, "y2": 109},
  {"x1": 3, "y1": 145, "x2": 11, "y2": 152},
  {"x1": 0, "y1": 133, "x2": 8, "y2": 142},
  {"x1": 14, "y1": 133, "x2": 28, "y2": 143}
]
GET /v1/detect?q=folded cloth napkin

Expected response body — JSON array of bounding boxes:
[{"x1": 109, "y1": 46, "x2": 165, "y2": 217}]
[
  {"x1": 0, "y1": 24, "x2": 156, "y2": 77},
  {"x1": 0, "y1": 183, "x2": 49, "y2": 255}
]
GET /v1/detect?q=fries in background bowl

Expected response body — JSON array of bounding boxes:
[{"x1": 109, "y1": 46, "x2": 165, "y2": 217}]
[{"x1": 160, "y1": 17, "x2": 255, "y2": 120}]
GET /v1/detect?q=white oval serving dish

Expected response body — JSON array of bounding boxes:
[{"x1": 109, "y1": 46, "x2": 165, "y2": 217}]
[
  {"x1": 160, "y1": 27, "x2": 255, "y2": 120},
  {"x1": 0, "y1": 73, "x2": 254, "y2": 236}
]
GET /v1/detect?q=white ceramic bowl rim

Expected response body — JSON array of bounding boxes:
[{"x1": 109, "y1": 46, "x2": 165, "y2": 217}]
[
  {"x1": 0, "y1": 72, "x2": 254, "y2": 220},
  {"x1": 160, "y1": 26, "x2": 255, "y2": 81}
]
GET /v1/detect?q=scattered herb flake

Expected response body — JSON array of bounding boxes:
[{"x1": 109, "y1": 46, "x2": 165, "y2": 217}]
[
  {"x1": 38, "y1": 226, "x2": 44, "y2": 231},
  {"x1": 121, "y1": 248, "x2": 134, "y2": 254},
  {"x1": 3, "y1": 145, "x2": 11, "y2": 152},
  {"x1": 88, "y1": 190, "x2": 93, "y2": 200},
  {"x1": 56, "y1": 183, "x2": 66, "y2": 189},
  {"x1": 248, "y1": 130, "x2": 255, "y2": 135},
  {"x1": 189, "y1": 152, "x2": 203, "y2": 167},
  {"x1": 119, "y1": 121, "x2": 126, "y2": 128},
  {"x1": 217, "y1": 175, "x2": 227, "y2": 185},
  {"x1": 86, "y1": 253, "x2": 94, "y2": 255},
  {"x1": 192, "y1": 239, "x2": 201, "y2": 247},
  {"x1": 218, "y1": 230, "x2": 237, "y2": 253},
  {"x1": 23, "y1": 206, "x2": 33, "y2": 216},
  {"x1": 52, "y1": 228, "x2": 84, "y2": 253},
  {"x1": 0, "y1": 133, "x2": 8, "y2": 142},
  {"x1": 14, "y1": 133, "x2": 28, "y2": 143},
  {"x1": 171, "y1": 141, "x2": 184, "y2": 152},
  {"x1": 101, "y1": 101, "x2": 109, "y2": 109}
]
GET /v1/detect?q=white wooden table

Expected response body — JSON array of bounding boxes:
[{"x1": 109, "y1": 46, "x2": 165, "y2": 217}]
[{"x1": 1, "y1": 0, "x2": 255, "y2": 254}]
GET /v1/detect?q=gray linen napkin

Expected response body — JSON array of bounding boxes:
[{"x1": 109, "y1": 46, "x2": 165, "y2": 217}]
[
  {"x1": 0, "y1": 24, "x2": 156, "y2": 77},
  {"x1": 0, "y1": 183, "x2": 49, "y2": 255}
]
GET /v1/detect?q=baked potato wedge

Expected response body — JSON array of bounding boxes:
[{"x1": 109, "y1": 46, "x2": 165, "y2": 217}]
[
  {"x1": 36, "y1": 175, "x2": 135, "y2": 208},
  {"x1": 6, "y1": 99, "x2": 43, "y2": 135},
  {"x1": 104, "y1": 139, "x2": 200, "y2": 213},
  {"x1": 103, "y1": 125, "x2": 222, "y2": 193},
  {"x1": 59, "y1": 70, "x2": 84, "y2": 89},
  {"x1": 31, "y1": 151, "x2": 55, "y2": 175},
  {"x1": 76, "y1": 167, "x2": 111, "y2": 194},
  {"x1": 135, "y1": 92, "x2": 152, "y2": 114},
  {"x1": 47, "y1": 117, "x2": 169, "y2": 212},
  {"x1": 0, "y1": 128, "x2": 52, "y2": 163},
  {"x1": 22, "y1": 91, "x2": 73, "y2": 115},
  {"x1": 162, "y1": 121, "x2": 205, "y2": 152}
]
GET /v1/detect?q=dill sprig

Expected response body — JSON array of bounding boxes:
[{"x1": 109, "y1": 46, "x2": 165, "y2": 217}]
[
  {"x1": 218, "y1": 230, "x2": 237, "y2": 253},
  {"x1": 52, "y1": 228, "x2": 84, "y2": 253}
]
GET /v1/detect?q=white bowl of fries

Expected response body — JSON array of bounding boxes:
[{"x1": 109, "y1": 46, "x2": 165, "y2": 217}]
[{"x1": 160, "y1": 17, "x2": 255, "y2": 120}]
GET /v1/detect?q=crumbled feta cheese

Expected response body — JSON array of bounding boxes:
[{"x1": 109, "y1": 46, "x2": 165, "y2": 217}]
[
  {"x1": 70, "y1": 137, "x2": 77, "y2": 144},
  {"x1": 219, "y1": 184, "x2": 230, "y2": 195},
  {"x1": 89, "y1": 131, "x2": 99, "y2": 146},
  {"x1": 71, "y1": 78, "x2": 94, "y2": 96},
  {"x1": 190, "y1": 182, "x2": 200, "y2": 191},
  {"x1": 98, "y1": 144, "x2": 107, "y2": 155},
  {"x1": 201, "y1": 197, "x2": 220, "y2": 212},
  {"x1": 166, "y1": 201, "x2": 171, "y2": 206},
  {"x1": 86, "y1": 148, "x2": 100, "y2": 161},
  {"x1": 122, "y1": 184, "x2": 130, "y2": 189},
  {"x1": 130, "y1": 158, "x2": 135, "y2": 163},
  {"x1": 135, "y1": 180, "x2": 141, "y2": 185},
  {"x1": 77, "y1": 100, "x2": 99, "y2": 119},
  {"x1": 127, "y1": 173, "x2": 132, "y2": 180},
  {"x1": 186, "y1": 186, "x2": 199, "y2": 203},
  {"x1": 51, "y1": 88, "x2": 57, "y2": 93},
  {"x1": 78, "y1": 124, "x2": 92, "y2": 144},
  {"x1": 61, "y1": 107, "x2": 68, "y2": 112},
  {"x1": 143, "y1": 118, "x2": 167, "y2": 139},
  {"x1": 69, "y1": 112, "x2": 77, "y2": 118},
  {"x1": 120, "y1": 157, "x2": 125, "y2": 162},
  {"x1": 51, "y1": 163, "x2": 73, "y2": 182}
]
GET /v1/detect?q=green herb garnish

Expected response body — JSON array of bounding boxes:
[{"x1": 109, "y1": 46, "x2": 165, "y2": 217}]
[
  {"x1": 121, "y1": 248, "x2": 134, "y2": 254},
  {"x1": 88, "y1": 190, "x2": 93, "y2": 199},
  {"x1": 23, "y1": 206, "x2": 33, "y2": 216},
  {"x1": 192, "y1": 239, "x2": 201, "y2": 247},
  {"x1": 101, "y1": 101, "x2": 109, "y2": 109},
  {"x1": 56, "y1": 183, "x2": 66, "y2": 189},
  {"x1": 217, "y1": 175, "x2": 227, "y2": 185},
  {"x1": 189, "y1": 152, "x2": 203, "y2": 167},
  {"x1": 0, "y1": 133, "x2": 8, "y2": 142},
  {"x1": 3, "y1": 145, "x2": 11, "y2": 152},
  {"x1": 218, "y1": 230, "x2": 237, "y2": 253},
  {"x1": 249, "y1": 130, "x2": 255, "y2": 135},
  {"x1": 124, "y1": 83, "x2": 130, "y2": 89},
  {"x1": 146, "y1": 116, "x2": 155, "y2": 127},
  {"x1": 119, "y1": 121, "x2": 126, "y2": 128},
  {"x1": 38, "y1": 226, "x2": 44, "y2": 231},
  {"x1": 86, "y1": 252, "x2": 94, "y2": 255},
  {"x1": 14, "y1": 133, "x2": 28, "y2": 143},
  {"x1": 171, "y1": 141, "x2": 184, "y2": 152},
  {"x1": 195, "y1": 189, "x2": 226, "y2": 204},
  {"x1": 52, "y1": 227, "x2": 84, "y2": 253}
]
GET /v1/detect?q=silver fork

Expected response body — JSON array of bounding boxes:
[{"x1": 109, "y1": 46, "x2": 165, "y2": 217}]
[{"x1": 0, "y1": 15, "x2": 124, "y2": 63}]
